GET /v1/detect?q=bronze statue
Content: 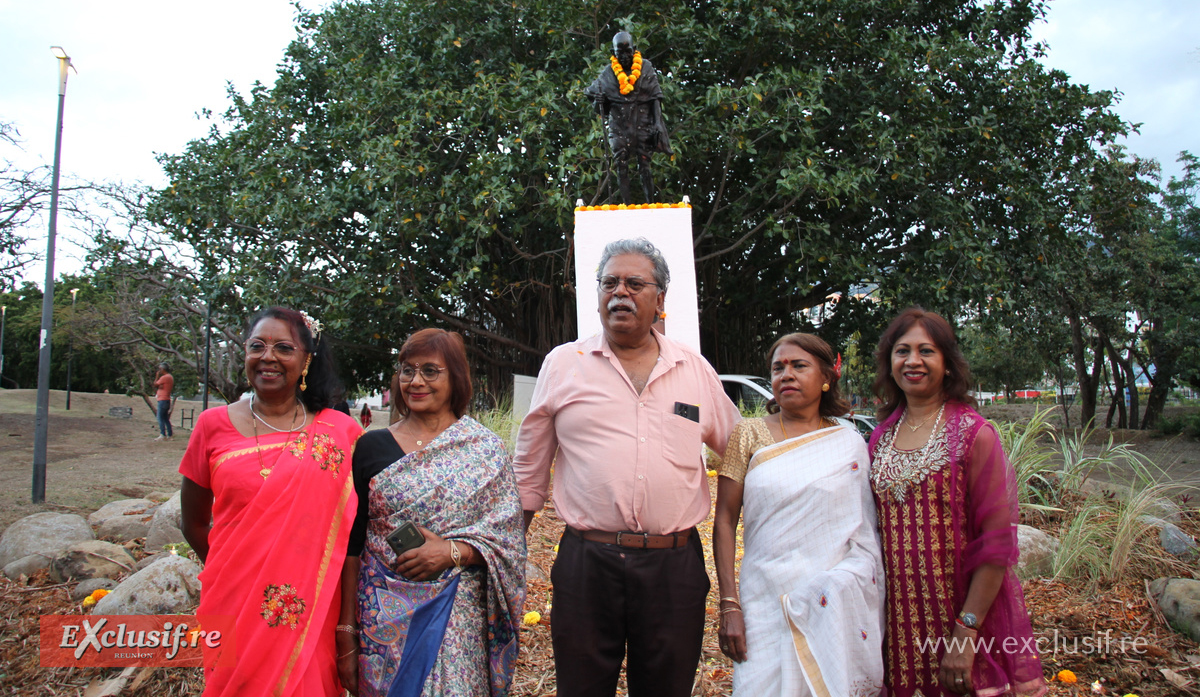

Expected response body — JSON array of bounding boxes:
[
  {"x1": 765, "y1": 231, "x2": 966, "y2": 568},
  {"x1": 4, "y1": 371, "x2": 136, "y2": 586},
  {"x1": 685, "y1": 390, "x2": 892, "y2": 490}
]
[{"x1": 585, "y1": 32, "x2": 672, "y2": 205}]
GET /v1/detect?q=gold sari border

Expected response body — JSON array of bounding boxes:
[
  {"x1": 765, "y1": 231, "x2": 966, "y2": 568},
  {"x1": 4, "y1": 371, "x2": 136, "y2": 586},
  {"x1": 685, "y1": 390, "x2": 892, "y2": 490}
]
[
  {"x1": 781, "y1": 593, "x2": 833, "y2": 697},
  {"x1": 748, "y1": 425, "x2": 841, "y2": 475},
  {"x1": 211, "y1": 442, "x2": 287, "y2": 475},
  {"x1": 273, "y1": 474, "x2": 356, "y2": 696}
]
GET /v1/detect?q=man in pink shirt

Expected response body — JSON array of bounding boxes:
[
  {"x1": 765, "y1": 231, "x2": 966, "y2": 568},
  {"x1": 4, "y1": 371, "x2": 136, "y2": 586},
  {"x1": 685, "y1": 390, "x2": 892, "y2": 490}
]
[
  {"x1": 514, "y1": 238, "x2": 740, "y2": 697},
  {"x1": 153, "y1": 363, "x2": 174, "y2": 441}
]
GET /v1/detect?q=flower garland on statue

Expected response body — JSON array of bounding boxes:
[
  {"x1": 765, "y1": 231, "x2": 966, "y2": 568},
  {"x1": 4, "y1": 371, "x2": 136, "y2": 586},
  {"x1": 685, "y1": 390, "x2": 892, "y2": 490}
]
[{"x1": 610, "y1": 51, "x2": 643, "y2": 95}]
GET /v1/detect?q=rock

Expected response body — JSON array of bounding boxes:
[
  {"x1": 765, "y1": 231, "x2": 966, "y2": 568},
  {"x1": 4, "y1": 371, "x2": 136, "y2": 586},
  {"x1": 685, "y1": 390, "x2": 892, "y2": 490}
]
[
  {"x1": 49, "y1": 540, "x2": 137, "y2": 582},
  {"x1": 4, "y1": 553, "x2": 52, "y2": 580},
  {"x1": 1150, "y1": 578, "x2": 1200, "y2": 643},
  {"x1": 93, "y1": 555, "x2": 201, "y2": 615},
  {"x1": 97, "y1": 512, "x2": 155, "y2": 542},
  {"x1": 0, "y1": 512, "x2": 94, "y2": 568},
  {"x1": 526, "y1": 561, "x2": 548, "y2": 583},
  {"x1": 145, "y1": 491, "x2": 185, "y2": 551},
  {"x1": 1016, "y1": 525, "x2": 1058, "y2": 580},
  {"x1": 144, "y1": 491, "x2": 175, "y2": 503},
  {"x1": 1160, "y1": 524, "x2": 1198, "y2": 559},
  {"x1": 136, "y1": 552, "x2": 169, "y2": 570},
  {"x1": 87, "y1": 499, "x2": 158, "y2": 528},
  {"x1": 70, "y1": 577, "x2": 118, "y2": 601}
]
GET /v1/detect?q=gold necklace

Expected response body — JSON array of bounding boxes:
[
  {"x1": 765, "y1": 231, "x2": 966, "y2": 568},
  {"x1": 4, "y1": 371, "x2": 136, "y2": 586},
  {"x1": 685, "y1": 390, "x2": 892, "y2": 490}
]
[
  {"x1": 402, "y1": 416, "x2": 452, "y2": 448},
  {"x1": 251, "y1": 401, "x2": 307, "y2": 479},
  {"x1": 903, "y1": 403, "x2": 944, "y2": 432},
  {"x1": 779, "y1": 414, "x2": 833, "y2": 439}
]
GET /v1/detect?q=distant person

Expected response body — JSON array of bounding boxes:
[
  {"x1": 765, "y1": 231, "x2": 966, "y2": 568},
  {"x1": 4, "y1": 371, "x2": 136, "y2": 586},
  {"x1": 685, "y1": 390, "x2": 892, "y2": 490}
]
[
  {"x1": 359, "y1": 402, "x2": 372, "y2": 429},
  {"x1": 869, "y1": 308, "x2": 1045, "y2": 697},
  {"x1": 153, "y1": 363, "x2": 174, "y2": 441},
  {"x1": 179, "y1": 307, "x2": 361, "y2": 696}
]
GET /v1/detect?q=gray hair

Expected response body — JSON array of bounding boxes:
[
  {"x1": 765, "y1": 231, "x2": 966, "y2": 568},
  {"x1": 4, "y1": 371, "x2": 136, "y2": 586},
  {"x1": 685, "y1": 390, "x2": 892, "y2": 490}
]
[{"x1": 597, "y1": 238, "x2": 670, "y2": 291}]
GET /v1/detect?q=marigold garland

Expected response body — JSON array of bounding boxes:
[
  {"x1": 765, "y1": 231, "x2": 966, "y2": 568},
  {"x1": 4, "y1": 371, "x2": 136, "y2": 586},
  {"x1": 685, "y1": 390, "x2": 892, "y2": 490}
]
[
  {"x1": 575, "y1": 202, "x2": 691, "y2": 212},
  {"x1": 610, "y1": 51, "x2": 643, "y2": 95}
]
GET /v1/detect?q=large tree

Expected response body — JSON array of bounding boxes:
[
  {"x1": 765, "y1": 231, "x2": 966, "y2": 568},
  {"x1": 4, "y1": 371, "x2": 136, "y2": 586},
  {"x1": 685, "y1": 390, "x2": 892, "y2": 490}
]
[{"x1": 149, "y1": 0, "x2": 1129, "y2": 390}]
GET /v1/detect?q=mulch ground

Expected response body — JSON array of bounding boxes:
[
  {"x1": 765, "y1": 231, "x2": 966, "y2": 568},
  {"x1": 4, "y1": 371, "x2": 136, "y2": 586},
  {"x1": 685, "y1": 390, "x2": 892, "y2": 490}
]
[{"x1": 3, "y1": 482, "x2": 1198, "y2": 695}]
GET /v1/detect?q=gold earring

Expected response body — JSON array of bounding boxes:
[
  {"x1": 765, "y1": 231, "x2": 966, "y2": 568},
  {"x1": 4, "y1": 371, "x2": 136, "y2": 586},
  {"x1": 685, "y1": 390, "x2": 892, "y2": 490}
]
[
  {"x1": 300, "y1": 356, "x2": 312, "y2": 392},
  {"x1": 821, "y1": 383, "x2": 830, "y2": 392}
]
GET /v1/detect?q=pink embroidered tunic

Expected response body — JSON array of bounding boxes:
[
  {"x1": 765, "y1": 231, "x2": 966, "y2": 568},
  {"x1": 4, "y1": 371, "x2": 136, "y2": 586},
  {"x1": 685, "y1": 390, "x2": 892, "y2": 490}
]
[{"x1": 869, "y1": 402, "x2": 1046, "y2": 697}]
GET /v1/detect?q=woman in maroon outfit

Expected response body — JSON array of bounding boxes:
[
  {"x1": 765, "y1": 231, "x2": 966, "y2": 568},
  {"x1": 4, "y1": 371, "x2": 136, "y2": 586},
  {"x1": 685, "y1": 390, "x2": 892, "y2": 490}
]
[{"x1": 868, "y1": 308, "x2": 1045, "y2": 697}]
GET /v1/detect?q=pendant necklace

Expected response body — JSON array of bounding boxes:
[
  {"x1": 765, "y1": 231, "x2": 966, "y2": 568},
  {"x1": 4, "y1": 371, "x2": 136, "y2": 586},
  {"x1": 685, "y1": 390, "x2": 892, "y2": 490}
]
[
  {"x1": 250, "y1": 395, "x2": 308, "y2": 479},
  {"x1": 903, "y1": 402, "x2": 943, "y2": 432}
]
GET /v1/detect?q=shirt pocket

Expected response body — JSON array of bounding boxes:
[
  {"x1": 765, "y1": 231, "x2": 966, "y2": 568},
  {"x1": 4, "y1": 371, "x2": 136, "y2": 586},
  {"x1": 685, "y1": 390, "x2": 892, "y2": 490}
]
[{"x1": 660, "y1": 411, "x2": 703, "y2": 469}]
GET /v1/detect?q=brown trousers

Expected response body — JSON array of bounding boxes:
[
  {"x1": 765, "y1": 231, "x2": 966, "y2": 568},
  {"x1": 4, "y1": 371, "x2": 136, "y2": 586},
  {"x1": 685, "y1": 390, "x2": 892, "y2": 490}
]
[{"x1": 550, "y1": 528, "x2": 710, "y2": 697}]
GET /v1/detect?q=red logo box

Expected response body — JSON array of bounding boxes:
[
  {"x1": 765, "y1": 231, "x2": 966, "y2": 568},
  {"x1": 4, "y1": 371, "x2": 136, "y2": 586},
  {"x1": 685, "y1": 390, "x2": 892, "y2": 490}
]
[{"x1": 40, "y1": 615, "x2": 236, "y2": 667}]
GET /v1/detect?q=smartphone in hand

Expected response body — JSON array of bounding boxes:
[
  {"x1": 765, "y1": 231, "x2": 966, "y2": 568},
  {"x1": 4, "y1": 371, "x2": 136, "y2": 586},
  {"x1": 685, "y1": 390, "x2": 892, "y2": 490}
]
[{"x1": 386, "y1": 521, "x2": 425, "y2": 556}]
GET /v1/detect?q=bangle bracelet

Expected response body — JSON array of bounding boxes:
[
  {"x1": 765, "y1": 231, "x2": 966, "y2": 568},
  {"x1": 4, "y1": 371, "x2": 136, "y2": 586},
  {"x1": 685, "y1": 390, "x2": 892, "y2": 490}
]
[
  {"x1": 720, "y1": 607, "x2": 743, "y2": 615},
  {"x1": 336, "y1": 624, "x2": 357, "y2": 634},
  {"x1": 337, "y1": 648, "x2": 357, "y2": 659},
  {"x1": 449, "y1": 539, "x2": 463, "y2": 568},
  {"x1": 719, "y1": 596, "x2": 741, "y2": 606},
  {"x1": 954, "y1": 618, "x2": 978, "y2": 632}
]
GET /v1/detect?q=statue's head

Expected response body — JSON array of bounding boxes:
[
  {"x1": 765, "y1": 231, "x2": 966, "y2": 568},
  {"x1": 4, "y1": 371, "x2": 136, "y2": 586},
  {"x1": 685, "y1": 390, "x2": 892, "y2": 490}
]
[{"x1": 612, "y1": 32, "x2": 635, "y2": 67}]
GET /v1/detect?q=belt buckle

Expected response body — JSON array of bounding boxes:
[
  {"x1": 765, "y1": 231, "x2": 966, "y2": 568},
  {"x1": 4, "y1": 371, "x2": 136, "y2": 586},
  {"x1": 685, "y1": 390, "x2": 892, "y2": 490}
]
[{"x1": 616, "y1": 531, "x2": 649, "y2": 549}]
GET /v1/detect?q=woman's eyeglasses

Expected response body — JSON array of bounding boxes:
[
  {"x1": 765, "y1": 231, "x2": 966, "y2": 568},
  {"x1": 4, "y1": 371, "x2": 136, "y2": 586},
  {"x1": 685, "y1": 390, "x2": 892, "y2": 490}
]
[
  {"x1": 399, "y1": 363, "x2": 446, "y2": 383},
  {"x1": 597, "y1": 275, "x2": 661, "y2": 294},
  {"x1": 246, "y1": 340, "x2": 299, "y2": 358}
]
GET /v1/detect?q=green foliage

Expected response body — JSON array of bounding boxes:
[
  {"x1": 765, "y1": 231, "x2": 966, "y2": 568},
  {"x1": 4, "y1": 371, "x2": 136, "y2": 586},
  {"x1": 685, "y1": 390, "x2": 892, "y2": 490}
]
[
  {"x1": 962, "y1": 320, "x2": 1046, "y2": 399},
  {"x1": 993, "y1": 408, "x2": 1058, "y2": 510},
  {"x1": 147, "y1": 0, "x2": 1130, "y2": 392}
]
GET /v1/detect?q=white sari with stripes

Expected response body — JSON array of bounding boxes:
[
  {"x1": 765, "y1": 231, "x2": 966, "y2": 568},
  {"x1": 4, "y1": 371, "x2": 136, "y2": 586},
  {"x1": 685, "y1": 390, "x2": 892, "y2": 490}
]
[{"x1": 734, "y1": 423, "x2": 885, "y2": 697}]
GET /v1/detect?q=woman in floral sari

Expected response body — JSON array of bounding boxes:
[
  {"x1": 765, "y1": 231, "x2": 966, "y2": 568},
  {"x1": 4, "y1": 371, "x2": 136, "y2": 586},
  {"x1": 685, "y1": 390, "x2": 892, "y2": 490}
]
[
  {"x1": 714, "y1": 333, "x2": 884, "y2": 696},
  {"x1": 336, "y1": 328, "x2": 526, "y2": 697},
  {"x1": 869, "y1": 308, "x2": 1045, "y2": 696},
  {"x1": 180, "y1": 306, "x2": 362, "y2": 696}
]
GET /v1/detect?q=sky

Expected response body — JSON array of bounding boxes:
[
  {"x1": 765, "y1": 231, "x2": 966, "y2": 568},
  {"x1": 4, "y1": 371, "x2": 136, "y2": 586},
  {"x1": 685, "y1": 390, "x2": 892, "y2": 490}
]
[{"x1": 2, "y1": 0, "x2": 1198, "y2": 286}]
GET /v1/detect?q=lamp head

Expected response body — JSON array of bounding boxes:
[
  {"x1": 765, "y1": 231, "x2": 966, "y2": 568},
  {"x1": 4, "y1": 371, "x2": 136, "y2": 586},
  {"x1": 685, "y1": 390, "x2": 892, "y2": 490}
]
[{"x1": 51, "y1": 46, "x2": 68, "y2": 59}]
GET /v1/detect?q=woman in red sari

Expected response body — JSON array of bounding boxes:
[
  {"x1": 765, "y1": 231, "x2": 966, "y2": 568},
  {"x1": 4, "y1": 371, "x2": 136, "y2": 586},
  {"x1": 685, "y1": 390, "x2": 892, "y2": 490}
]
[
  {"x1": 868, "y1": 308, "x2": 1045, "y2": 697},
  {"x1": 181, "y1": 306, "x2": 362, "y2": 697}
]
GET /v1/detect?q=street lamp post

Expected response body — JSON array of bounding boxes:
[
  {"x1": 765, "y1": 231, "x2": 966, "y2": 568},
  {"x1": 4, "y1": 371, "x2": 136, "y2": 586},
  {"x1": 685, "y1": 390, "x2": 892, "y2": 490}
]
[
  {"x1": 66, "y1": 288, "x2": 78, "y2": 410},
  {"x1": 33, "y1": 46, "x2": 74, "y2": 504},
  {"x1": 0, "y1": 305, "x2": 7, "y2": 387}
]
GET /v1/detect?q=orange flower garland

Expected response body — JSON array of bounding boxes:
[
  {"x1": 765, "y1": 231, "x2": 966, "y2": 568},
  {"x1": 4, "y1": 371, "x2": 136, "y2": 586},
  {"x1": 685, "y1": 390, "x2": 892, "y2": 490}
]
[{"x1": 610, "y1": 51, "x2": 643, "y2": 95}]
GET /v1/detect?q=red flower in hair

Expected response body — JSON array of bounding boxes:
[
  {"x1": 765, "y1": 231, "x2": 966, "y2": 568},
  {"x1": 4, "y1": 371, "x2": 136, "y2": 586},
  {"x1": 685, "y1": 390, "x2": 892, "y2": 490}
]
[{"x1": 834, "y1": 352, "x2": 843, "y2": 379}]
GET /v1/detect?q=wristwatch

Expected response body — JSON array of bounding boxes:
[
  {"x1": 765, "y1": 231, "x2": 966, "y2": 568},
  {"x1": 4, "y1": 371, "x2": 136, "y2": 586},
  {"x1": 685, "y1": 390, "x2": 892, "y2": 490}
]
[{"x1": 958, "y1": 611, "x2": 979, "y2": 629}]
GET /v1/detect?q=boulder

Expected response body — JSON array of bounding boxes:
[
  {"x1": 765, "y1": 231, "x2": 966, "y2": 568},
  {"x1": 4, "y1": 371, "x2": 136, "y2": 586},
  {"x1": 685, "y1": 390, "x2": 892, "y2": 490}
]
[
  {"x1": 49, "y1": 540, "x2": 136, "y2": 582},
  {"x1": 136, "y1": 552, "x2": 169, "y2": 570},
  {"x1": 1016, "y1": 525, "x2": 1058, "y2": 580},
  {"x1": 145, "y1": 491, "x2": 185, "y2": 551},
  {"x1": 0, "y1": 512, "x2": 94, "y2": 568},
  {"x1": 93, "y1": 555, "x2": 201, "y2": 615},
  {"x1": 3, "y1": 553, "x2": 52, "y2": 580},
  {"x1": 97, "y1": 513, "x2": 156, "y2": 542},
  {"x1": 1150, "y1": 578, "x2": 1200, "y2": 643},
  {"x1": 70, "y1": 577, "x2": 118, "y2": 601},
  {"x1": 87, "y1": 499, "x2": 158, "y2": 528},
  {"x1": 144, "y1": 491, "x2": 175, "y2": 503},
  {"x1": 1161, "y1": 524, "x2": 1198, "y2": 559}
]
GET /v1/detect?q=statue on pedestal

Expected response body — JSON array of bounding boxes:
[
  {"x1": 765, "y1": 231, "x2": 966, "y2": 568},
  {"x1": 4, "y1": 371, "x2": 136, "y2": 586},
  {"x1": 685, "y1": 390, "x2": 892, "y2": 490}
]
[{"x1": 584, "y1": 32, "x2": 673, "y2": 205}]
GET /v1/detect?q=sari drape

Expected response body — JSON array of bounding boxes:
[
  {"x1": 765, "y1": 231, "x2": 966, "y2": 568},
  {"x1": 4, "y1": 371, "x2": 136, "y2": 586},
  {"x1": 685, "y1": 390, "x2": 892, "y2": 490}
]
[
  {"x1": 735, "y1": 423, "x2": 885, "y2": 697},
  {"x1": 357, "y1": 415, "x2": 526, "y2": 697},
  {"x1": 868, "y1": 402, "x2": 1046, "y2": 697},
  {"x1": 182, "y1": 407, "x2": 361, "y2": 697}
]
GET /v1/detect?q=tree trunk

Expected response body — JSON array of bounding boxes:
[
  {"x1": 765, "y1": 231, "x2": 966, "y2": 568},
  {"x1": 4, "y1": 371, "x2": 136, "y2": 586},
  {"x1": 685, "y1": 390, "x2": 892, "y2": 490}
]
[
  {"x1": 1066, "y1": 312, "x2": 1097, "y2": 428},
  {"x1": 1106, "y1": 343, "x2": 1127, "y2": 429},
  {"x1": 1141, "y1": 344, "x2": 1180, "y2": 429}
]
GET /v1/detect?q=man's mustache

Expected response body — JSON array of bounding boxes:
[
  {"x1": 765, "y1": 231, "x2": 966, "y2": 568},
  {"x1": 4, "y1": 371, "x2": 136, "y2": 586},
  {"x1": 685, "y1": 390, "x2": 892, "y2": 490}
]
[{"x1": 607, "y1": 299, "x2": 637, "y2": 314}]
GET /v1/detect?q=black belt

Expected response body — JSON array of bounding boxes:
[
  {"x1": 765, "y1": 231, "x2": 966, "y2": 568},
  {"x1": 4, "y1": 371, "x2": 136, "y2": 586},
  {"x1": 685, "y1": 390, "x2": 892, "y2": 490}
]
[{"x1": 566, "y1": 526, "x2": 694, "y2": 549}]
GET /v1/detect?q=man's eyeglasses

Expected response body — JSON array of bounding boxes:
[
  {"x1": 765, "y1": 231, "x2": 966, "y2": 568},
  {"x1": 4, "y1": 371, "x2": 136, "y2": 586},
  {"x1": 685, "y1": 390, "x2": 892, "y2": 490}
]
[
  {"x1": 597, "y1": 275, "x2": 661, "y2": 294},
  {"x1": 246, "y1": 340, "x2": 299, "y2": 358},
  {"x1": 399, "y1": 363, "x2": 447, "y2": 383}
]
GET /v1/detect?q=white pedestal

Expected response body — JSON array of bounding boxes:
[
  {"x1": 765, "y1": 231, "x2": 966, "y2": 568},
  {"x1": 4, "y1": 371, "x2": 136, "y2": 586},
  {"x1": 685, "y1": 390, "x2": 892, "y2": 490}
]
[{"x1": 573, "y1": 206, "x2": 700, "y2": 353}]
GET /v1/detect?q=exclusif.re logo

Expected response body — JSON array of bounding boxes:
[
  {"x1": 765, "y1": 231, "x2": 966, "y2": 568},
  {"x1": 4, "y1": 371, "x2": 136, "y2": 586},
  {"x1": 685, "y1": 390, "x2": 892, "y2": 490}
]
[{"x1": 40, "y1": 614, "x2": 236, "y2": 667}]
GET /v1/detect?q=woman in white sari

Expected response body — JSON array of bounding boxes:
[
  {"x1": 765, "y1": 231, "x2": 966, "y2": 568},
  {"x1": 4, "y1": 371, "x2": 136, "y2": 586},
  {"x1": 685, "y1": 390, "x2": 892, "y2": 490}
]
[{"x1": 714, "y1": 333, "x2": 885, "y2": 697}]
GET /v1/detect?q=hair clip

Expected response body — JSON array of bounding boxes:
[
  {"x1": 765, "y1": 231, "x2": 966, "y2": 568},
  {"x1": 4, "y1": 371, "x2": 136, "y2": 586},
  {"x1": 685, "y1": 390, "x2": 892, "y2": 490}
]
[{"x1": 299, "y1": 311, "x2": 324, "y2": 341}]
